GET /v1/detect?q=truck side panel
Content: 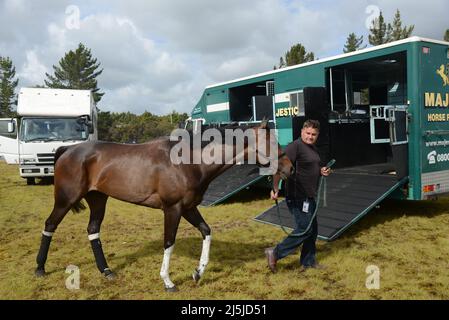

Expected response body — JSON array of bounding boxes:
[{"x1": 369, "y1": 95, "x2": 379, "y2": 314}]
[{"x1": 420, "y1": 41, "x2": 449, "y2": 199}]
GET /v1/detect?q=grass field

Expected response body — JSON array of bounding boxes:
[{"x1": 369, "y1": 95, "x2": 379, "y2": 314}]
[{"x1": 1, "y1": 160, "x2": 449, "y2": 300}]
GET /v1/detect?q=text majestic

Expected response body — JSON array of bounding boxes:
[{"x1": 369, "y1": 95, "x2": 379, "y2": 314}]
[{"x1": 425, "y1": 92, "x2": 449, "y2": 107}]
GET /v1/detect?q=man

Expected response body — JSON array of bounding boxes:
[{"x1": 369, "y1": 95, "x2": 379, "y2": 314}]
[{"x1": 265, "y1": 119, "x2": 330, "y2": 273}]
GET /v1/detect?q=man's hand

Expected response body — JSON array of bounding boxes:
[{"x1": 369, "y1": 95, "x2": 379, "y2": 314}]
[
  {"x1": 321, "y1": 167, "x2": 331, "y2": 176},
  {"x1": 271, "y1": 174, "x2": 281, "y2": 200}
]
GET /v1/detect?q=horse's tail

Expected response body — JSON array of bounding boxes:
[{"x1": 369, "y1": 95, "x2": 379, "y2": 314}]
[
  {"x1": 54, "y1": 145, "x2": 87, "y2": 214},
  {"x1": 54, "y1": 146, "x2": 69, "y2": 164}
]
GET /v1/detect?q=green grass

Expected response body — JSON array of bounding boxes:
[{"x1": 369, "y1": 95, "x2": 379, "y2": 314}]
[{"x1": 1, "y1": 161, "x2": 449, "y2": 299}]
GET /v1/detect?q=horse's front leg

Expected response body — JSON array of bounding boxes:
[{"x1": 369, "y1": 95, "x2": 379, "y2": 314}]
[
  {"x1": 161, "y1": 205, "x2": 182, "y2": 292},
  {"x1": 182, "y1": 207, "x2": 211, "y2": 283}
]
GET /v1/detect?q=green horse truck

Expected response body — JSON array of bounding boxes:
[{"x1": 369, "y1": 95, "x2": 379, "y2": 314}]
[{"x1": 189, "y1": 36, "x2": 449, "y2": 240}]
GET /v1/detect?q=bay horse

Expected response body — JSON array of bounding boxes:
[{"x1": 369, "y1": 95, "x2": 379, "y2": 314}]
[{"x1": 34, "y1": 120, "x2": 293, "y2": 291}]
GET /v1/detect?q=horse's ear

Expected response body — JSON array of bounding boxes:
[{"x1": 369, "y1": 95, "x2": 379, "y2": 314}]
[{"x1": 260, "y1": 118, "x2": 268, "y2": 129}]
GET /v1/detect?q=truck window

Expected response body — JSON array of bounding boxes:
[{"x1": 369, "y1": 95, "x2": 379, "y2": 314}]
[{"x1": 21, "y1": 118, "x2": 89, "y2": 142}]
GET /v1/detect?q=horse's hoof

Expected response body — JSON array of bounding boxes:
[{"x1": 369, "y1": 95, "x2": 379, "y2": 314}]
[
  {"x1": 103, "y1": 269, "x2": 116, "y2": 281},
  {"x1": 193, "y1": 270, "x2": 201, "y2": 282},
  {"x1": 165, "y1": 286, "x2": 178, "y2": 292},
  {"x1": 35, "y1": 268, "x2": 46, "y2": 277}
]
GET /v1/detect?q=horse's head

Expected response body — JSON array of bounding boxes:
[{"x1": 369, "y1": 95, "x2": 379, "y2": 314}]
[{"x1": 253, "y1": 120, "x2": 294, "y2": 180}]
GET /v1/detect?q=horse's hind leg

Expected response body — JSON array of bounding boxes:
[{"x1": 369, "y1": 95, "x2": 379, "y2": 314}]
[
  {"x1": 182, "y1": 207, "x2": 211, "y2": 283},
  {"x1": 160, "y1": 204, "x2": 182, "y2": 292},
  {"x1": 35, "y1": 193, "x2": 76, "y2": 276},
  {"x1": 84, "y1": 191, "x2": 115, "y2": 280}
]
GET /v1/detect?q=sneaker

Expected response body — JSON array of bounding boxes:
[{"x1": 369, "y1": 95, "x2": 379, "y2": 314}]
[{"x1": 264, "y1": 247, "x2": 277, "y2": 273}]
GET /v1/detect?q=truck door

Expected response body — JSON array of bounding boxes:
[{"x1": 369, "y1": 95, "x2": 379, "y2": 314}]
[
  {"x1": 0, "y1": 118, "x2": 19, "y2": 164},
  {"x1": 387, "y1": 106, "x2": 409, "y2": 179},
  {"x1": 369, "y1": 105, "x2": 409, "y2": 176},
  {"x1": 251, "y1": 95, "x2": 274, "y2": 121}
]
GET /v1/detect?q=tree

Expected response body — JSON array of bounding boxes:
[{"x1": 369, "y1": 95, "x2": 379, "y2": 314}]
[
  {"x1": 96, "y1": 109, "x2": 188, "y2": 143},
  {"x1": 369, "y1": 10, "x2": 414, "y2": 46},
  {"x1": 389, "y1": 9, "x2": 414, "y2": 41},
  {"x1": 279, "y1": 56, "x2": 286, "y2": 68},
  {"x1": 97, "y1": 110, "x2": 114, "y2": 141},
  {"x1": 368, "y1": 11, "x2": 389, "y2": 45},
  {"x1": 278, "y1": 43, "x2": 314, "y2": 68},
  {"x1": 44, "y1": 43, "x2": 104, "y2": 103},
  {"x1": 343, "y1": 33, "x2": 366, "y2": 53},
  {"x1": 0, "y1": 56, "x2": 19, "y2": 117},
  {"x1": 444, "y1": 29, "x2": 449, "y2": 42}
]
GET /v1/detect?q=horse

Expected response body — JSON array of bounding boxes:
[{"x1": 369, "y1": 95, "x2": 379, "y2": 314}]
[{"x1": 34, "y1": 120, "x2": 293, "y2": 291}]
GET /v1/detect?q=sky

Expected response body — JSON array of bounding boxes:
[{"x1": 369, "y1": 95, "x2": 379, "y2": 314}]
[{"x1": 0, "y1": 0, "x2": 448, "y2": 115}]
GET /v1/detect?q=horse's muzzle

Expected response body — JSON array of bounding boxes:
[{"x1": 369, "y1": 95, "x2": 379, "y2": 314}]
[{"x1": 279, "y1": 167, "x2": 294, "y2": 180}]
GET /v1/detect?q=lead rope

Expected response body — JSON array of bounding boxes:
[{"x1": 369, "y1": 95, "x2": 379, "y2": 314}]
[{"x1": 274, "y1": 159, "x2": 335, "y2": 238}]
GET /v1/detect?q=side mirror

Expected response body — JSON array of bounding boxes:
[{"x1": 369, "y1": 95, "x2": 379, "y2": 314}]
[
  {"x1": 77, "y1": 116, "x2": 94, "y2": 134},
  {"x1": 7, "y1": 121, "x2": 15, "y2": 133}
]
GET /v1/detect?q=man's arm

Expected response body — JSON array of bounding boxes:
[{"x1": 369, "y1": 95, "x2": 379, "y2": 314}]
[{"x1": 270, "y1": 173, "x2": 281, "y2": 200}]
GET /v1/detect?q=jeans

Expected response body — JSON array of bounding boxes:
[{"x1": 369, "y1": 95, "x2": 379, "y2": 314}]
[{"x1": 274, "y1": 197, "x2": 318, "y2": 267}]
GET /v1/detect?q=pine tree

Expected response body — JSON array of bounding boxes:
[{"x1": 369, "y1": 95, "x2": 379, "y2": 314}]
[
  {"x1": 368, "y1": 11, "x2": 389, "y2": 45},
  {"x1": 44, "y1": 43, "x2": 104, "y2": 103},
  {"x1": 278, "y1": 43, "x2": 314, "y2": 68},
  {"x1": 369, "y1": 10, "x2": 414, "y2": 46},
  {"x1": 343, "y1": 33, "x2": 365, "y2": 53},
  {"x1": 389, "y1": 9, "x2": 414, "y2": 41},
  {"x1": 0, "y1": 56, "x2": 19, "y2": 117},
  {"x1": 279, "y1": 57, "x2": 286, "y2": 68},
  {"x1": 444, "y1": 29, "x2": 449, "y2": 42}
]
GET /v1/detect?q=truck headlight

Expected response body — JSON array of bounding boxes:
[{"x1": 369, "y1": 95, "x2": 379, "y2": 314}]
[{"x1": 21, "y1": 158, "x2": 37, "y2": 164}]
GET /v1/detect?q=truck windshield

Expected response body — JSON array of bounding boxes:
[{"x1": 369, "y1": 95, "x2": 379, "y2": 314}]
[{"x1": 21, "y1": 118, "x2": 89, "y2": 142}]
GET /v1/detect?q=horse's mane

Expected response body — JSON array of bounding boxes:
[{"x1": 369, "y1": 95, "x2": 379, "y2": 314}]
[{"x1": 168, "y1": 122, "x2": 269, "y2": 150}]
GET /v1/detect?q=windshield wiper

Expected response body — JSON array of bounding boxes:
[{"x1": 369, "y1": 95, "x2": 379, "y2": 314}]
[{"x1": 26, "y1": 137, "x2": 56, "y2": 142}]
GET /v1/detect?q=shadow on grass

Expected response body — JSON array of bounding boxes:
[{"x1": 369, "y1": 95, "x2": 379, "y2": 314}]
[
  {"x1": 36, "y1": 237, "x2": 274, "y2": 288},
  {"x1": 102, "y1": 237, "x2": 272, "y2": 286},
  {"x1": 111, "y1": 237, "x2": 269, "y2": 269}
]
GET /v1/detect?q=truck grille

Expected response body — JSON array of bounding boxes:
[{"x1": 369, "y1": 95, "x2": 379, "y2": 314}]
[{"x1": 37, "y1": 153, "x2": 55, "y2": 165}]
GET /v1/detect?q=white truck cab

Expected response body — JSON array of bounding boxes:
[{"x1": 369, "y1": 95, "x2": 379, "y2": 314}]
[{"x1": 0, "y1": 88, "x2": 97, "y2": 185}]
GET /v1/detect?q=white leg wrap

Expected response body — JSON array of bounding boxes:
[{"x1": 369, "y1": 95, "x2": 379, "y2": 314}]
[
  {"x1": 197, "y1": 235, "x2": 211, "y2": 277},
  {"x1": 88, "y1": 233, "x2": 100, "y2": 241},
  {"x1": 42, "y1": 231, "x2": 54, "y2": 237},
  {"x1": 160, "y1": 245, "x2": 175, "y2": 289}
]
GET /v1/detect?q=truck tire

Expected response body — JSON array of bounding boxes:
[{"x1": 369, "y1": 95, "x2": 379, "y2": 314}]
[{"x1": 27, "y1": 177, "x2": 36, "y2": 185}]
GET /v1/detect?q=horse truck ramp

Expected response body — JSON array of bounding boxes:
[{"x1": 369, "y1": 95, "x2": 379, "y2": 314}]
[
  {"x1": 254, "y1": 164, "x2": 408, "y2": 241},
  {"x1": 201, "y1": 164, "x2": 265, "y2": 206}
]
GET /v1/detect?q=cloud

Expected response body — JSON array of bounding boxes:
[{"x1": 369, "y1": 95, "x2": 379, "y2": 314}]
[
  {"x1": 19, "y1": 51, "x2": 49, "y2": 85},
  {"x1": 1, "y1": 0, "x2": 448, "y2": 115}
]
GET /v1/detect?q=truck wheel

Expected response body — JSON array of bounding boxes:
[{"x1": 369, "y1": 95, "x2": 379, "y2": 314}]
[{"x1": 27, "y1": 178, "x2": 36, "y2": 185}]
